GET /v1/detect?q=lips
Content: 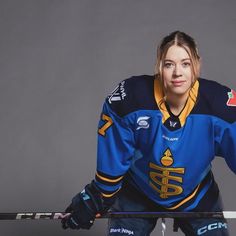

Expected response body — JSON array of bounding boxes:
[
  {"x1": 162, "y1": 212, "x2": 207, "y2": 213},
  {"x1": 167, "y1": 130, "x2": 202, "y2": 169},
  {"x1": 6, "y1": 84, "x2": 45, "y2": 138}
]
[{"x1": 171, "y1": 80, "x2": 185, "y2": 87}]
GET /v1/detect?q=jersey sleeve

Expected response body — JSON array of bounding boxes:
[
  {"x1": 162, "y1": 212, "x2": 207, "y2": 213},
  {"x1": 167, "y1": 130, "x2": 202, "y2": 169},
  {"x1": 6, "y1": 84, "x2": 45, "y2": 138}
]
[
  {"x1": 94, "y1": 99, "x2": 135, "y2": 198},
  {"x1": 214, "y1": 85, "x2": 236, "y2": 173}
]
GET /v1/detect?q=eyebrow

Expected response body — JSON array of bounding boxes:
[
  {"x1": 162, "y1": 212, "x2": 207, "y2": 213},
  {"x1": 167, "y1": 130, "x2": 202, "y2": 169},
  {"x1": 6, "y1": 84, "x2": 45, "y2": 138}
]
[{"x1": 164, "y1": 58, "x2": 191, "y2": 62}]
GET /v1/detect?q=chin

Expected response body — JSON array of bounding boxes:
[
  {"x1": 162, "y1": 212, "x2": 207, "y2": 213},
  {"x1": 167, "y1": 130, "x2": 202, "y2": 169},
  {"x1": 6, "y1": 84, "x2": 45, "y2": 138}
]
[{"x1": 171, "y1": 88, "x2": 189, "y2": 95}]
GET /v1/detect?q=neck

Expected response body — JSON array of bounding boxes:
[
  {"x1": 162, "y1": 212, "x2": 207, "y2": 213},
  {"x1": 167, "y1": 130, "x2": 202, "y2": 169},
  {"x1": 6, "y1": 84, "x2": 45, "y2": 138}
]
[{"x1": 166, "y1": 93, "x2": 189, "y2": 116}]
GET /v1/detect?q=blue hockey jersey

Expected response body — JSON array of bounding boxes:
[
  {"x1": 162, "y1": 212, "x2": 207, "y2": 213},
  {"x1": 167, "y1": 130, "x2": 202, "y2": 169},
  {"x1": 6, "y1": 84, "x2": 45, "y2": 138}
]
[{"x1": 95, "y1": 75, "x2": 236, "y2": 211}]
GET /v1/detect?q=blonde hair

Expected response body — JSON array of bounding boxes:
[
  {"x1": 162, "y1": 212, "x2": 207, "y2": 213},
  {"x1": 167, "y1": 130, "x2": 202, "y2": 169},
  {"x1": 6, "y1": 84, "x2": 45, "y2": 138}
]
[{"x1": 154, "y1": 31, "x2": 201, "y2": 105}]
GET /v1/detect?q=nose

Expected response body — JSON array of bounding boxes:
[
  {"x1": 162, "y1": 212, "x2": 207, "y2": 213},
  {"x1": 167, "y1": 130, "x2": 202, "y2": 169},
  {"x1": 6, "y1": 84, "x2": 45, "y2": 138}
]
[{"x1": 173, "y1": 64, "x2": 182, "y2": 77}]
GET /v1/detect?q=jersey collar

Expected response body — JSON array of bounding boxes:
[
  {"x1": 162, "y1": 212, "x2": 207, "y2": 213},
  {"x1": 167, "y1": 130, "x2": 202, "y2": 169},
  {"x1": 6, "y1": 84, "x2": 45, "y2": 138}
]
[{"x1": 154, "y1": 78, "x2": 199, "y2": 126}]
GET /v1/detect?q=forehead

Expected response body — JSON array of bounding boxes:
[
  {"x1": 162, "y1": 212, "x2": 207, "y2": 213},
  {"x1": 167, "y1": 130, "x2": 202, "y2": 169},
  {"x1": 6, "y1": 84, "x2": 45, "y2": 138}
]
[{"x1": 165, "y1": 45, "x2": 190, "y2": 61}]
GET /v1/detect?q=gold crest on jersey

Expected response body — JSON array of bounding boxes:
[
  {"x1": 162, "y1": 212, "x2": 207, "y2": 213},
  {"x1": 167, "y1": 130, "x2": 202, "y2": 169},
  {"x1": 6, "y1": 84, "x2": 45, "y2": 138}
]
[{"x1": 149, "y1": 148, "x2": 185, "y2": 199}]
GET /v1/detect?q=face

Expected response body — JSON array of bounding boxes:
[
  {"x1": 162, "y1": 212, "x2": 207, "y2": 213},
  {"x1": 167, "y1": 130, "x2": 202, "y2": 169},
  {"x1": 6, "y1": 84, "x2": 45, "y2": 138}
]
[{"x1": 162, "y1": 45, "x2": 193, "y2": 101}]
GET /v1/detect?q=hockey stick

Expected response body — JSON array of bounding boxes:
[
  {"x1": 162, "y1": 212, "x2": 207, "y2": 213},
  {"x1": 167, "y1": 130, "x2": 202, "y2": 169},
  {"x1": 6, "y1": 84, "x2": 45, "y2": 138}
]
[
  {"x1": 0, "y1": 211, "x2": 236, "y2": 220},
  {"x1": 102, "y1": 211, "x2": 236, "y2": 219}
]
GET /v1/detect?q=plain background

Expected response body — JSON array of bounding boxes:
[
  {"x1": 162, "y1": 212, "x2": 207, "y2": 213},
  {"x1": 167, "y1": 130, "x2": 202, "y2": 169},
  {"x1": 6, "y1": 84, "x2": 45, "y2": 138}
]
[{"x1": 0, "y1": 1, "x2": 236, "y2": 235}]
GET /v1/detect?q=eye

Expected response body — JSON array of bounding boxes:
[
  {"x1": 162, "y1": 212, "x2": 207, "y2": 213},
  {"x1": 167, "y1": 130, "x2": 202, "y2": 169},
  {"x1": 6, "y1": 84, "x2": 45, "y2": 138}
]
[
  {"x1": 182, "y1": 62, "x2": 191, "y2": 68},
  {"x1": 164, "y1": 62, "x2": 174, "y2": 68}
]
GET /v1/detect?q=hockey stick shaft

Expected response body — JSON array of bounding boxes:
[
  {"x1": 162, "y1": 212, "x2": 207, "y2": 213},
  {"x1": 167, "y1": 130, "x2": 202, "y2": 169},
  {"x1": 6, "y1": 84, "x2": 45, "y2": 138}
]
[
  {"x1": 102, "y1": 211, "x2": 235, "y2": 219},
  {"x1": 0, "y1": 211, "x2": 236, "y2": 220}
]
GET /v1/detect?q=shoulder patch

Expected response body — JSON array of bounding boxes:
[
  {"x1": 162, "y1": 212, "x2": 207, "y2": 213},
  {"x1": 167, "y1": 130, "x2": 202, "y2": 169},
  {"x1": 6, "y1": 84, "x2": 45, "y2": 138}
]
[
  {"x1": 226, "y1": 89, "x2": 236, "y2": 107},
  {"x1": 107, "y1": 80, "x2": 127, "y2": 104},
  {"x1": 106, "y1": 75, "x2": 158, "y2": 117}
]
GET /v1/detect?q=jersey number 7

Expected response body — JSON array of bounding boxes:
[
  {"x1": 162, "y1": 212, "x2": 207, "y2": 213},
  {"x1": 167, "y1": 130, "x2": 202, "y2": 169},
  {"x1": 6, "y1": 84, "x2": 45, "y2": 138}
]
[{"x1": 98, "y1": 114, "x2": 113, "y2": 136}]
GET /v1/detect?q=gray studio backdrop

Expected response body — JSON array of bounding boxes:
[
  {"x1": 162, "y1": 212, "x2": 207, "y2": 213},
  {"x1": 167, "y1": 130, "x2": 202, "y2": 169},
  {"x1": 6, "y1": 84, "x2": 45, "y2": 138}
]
[{"x1": 0, "y1": 1, "x2": 235, "y2": 235}]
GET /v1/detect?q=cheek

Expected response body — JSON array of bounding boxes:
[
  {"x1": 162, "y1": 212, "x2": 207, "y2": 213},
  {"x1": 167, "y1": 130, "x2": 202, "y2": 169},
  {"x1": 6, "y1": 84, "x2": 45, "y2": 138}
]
[
  {"x1": 162, "y1": 72, "x2": 168, "y2": 88},
  {"x1": 182, "y1": 70, "x2": 193, "y2": 86},
  {"x1": 162, "y1": 69, "x2": 172, "y2": 81},
  {"x1": 184, "y1": 68, "x2": 192, "y2": 78}
]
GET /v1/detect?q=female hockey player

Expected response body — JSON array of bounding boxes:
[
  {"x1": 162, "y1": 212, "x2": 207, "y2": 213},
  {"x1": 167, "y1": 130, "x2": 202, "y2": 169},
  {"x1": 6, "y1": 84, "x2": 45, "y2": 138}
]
[{"x1": 61, "y1": 31, "x2": 236, "y2": 235}]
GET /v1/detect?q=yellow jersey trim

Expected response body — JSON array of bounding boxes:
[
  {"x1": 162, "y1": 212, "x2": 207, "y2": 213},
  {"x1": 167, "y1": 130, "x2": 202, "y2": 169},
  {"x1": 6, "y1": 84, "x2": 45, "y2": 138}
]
[
  {"x1": 96, "y1": 172, "x2": 124, "y2": 183},
  {"x1": 101, "y1": 188, "x2": 121, "y2": 198},
  {"x1": 166, "y1": 184, "x2": 200, "y2": 210}
]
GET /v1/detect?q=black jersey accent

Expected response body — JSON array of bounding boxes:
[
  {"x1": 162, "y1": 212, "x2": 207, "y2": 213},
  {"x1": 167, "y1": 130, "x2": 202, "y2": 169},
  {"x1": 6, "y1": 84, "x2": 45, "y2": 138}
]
[
  {"x1": 106, "y1": 75, "x2": 158, "y2": 117},
  {"x1": 106, "y1": 76, "x2": 236, "y2": 123},
  {"x1": 192, "y1": 79, "x2": 236, "y2": 123}
]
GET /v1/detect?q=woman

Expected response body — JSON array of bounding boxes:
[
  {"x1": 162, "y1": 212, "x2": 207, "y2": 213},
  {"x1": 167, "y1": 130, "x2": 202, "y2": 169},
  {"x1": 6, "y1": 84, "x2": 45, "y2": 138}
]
[{"x1": 62, "y1": 31, "x2": 236, "y2": 235}]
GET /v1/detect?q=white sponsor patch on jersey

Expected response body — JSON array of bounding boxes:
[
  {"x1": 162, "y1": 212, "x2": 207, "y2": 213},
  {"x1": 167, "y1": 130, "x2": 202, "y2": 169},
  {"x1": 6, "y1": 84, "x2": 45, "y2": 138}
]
[
  {"x1": 136, "y1": 116, "x2": 150, "y2": 130},
  {"x1": 162, "y1": 135, "x2": 179, "y2": 142},
  {"x1": 108, "y1": 81, "x2": 126, "y2": 104}
]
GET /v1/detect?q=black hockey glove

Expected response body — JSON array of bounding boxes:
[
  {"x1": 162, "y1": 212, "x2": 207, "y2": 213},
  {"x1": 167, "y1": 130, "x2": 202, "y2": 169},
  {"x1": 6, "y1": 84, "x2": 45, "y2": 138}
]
[{"x1": 61, "y1": 180, "x2": 115, "y2": 230}]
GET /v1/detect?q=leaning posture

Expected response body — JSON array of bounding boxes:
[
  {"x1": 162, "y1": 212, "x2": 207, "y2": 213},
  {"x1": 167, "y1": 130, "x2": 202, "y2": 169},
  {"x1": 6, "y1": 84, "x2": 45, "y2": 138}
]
[{"x1": 62, "y1": 31, "x2": 236, "y2": 235}]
